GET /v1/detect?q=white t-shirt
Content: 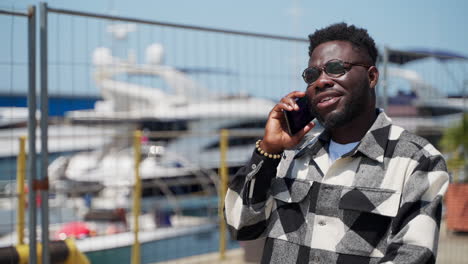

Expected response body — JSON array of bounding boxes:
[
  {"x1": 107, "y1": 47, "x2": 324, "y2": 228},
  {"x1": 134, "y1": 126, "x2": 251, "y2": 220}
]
[{"x1": 328, "y1": 139, "x2": 359, "y2": 164}]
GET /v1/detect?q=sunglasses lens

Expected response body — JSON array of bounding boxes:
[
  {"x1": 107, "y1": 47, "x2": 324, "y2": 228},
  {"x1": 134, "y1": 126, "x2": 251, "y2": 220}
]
[
  {"x1": 302, "y1": 60, "x2": 349, "y2": 84},
  {"x1": 325, "y1": 61, "x2": 346, "y2": 76},
  {"x1": 303, "y1": 68, "x2": 320, "y2": 84}
]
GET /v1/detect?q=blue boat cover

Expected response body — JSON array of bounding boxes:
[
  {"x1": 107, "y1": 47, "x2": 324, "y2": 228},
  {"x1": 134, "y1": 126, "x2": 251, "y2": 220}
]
[{"x1": 386, "y1": 49, "x2": 468, "y2": 64}]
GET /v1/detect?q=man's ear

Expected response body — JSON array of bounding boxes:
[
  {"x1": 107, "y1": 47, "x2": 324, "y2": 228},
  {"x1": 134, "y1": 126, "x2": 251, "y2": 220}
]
[{"x1": 368, "y1": 66, "x2": 379, "y2": 89}]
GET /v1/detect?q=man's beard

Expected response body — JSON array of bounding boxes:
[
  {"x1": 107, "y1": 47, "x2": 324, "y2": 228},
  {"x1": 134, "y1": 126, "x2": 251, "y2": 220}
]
[{"x1": 309, "y1": 82, "x2": 370, "y2": 130}]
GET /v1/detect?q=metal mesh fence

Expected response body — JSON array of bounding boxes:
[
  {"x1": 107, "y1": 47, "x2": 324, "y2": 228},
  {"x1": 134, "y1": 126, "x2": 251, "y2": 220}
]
[
  {"x1": 41, "y1": 6, "x2": 308, "y2": 264},
  {"x1": 0, "y1": 6, "x2": 31, "y2": 252}
]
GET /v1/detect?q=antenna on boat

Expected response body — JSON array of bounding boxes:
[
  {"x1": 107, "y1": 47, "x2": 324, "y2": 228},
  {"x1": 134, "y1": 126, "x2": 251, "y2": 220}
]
[
  {"x1": 107, "y1": 23, "x2": 137, "y2": 63},
  {"x1": 107, "y1": 23, "x2": 136, "y2": 40}
]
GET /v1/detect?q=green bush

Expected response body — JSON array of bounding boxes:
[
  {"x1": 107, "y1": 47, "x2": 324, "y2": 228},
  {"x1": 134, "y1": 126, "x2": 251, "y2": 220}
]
[{"x1": 439, "y1": 114, "x2": 468, "y2": 183}]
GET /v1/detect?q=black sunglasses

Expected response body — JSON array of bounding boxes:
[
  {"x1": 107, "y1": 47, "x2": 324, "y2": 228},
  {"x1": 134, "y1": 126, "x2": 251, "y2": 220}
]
[{"x1": 302, "y1": 59, "x2": 371, "y2": 85}]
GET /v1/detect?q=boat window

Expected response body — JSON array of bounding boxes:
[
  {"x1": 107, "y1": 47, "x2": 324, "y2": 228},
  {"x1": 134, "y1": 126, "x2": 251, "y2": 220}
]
[
  {"x1": 140, "y1": 120, "x2": 189, "y2": 133},
  {"x1": 203, "y1": 137, "x2": 257, "y2": 150},
  {"x1": 223, "y1": 120, "x2": 266, "y2": 129}
]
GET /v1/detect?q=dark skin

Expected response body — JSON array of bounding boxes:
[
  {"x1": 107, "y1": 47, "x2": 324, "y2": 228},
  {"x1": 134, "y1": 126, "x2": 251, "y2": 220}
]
[{"x1": 260, "y1": 40, "x2": 379, "y2": 153}]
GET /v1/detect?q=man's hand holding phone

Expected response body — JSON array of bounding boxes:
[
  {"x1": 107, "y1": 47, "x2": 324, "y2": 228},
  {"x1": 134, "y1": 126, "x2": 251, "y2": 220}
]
[
  {"x1": 260, "y1": 91, "x2": 315, "y2": 155},
  {"x1": 283, "y1": 96, "x2": 316, "y2": 136}
]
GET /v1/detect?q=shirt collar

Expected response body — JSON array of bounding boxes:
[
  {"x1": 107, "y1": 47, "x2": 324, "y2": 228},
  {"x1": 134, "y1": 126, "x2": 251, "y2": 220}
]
[
  {"x1": 294, "y1": 128, "x2": 329, "y2": 159},
  {"x1": 294, "y1": 110, "x2": 393, "y2": 163},
  {"x1": 353, "y1": 110, "x2": 393, "y2": 163}
]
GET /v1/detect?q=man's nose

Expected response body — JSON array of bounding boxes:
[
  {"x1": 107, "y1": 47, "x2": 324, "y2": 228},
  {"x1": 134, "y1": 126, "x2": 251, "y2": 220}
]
[{"x1": 313, "y1": 71, "x2": 334, "y2": 90}]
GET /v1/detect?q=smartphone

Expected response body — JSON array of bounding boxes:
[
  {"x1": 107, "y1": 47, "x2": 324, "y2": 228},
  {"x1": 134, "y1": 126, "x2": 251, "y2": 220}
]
[{"x1": 283, "y1": 96, "x2": 315, "y2": 135}]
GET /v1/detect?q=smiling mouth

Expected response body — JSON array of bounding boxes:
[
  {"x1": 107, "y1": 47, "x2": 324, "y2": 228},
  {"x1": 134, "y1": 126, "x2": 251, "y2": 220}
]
[
  {"x1": 316, "y1": 95, "x2": 342, "y2": 109},
  {"x1": 320, "y1": 97, "x2": 334, "y2": 103}
]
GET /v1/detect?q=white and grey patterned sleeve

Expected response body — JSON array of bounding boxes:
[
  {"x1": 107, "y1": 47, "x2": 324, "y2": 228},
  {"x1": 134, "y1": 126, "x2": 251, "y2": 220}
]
[
  {"x1": 380, "y1": 152, "x2": 449, "y2": 264},
  {"x1": 224, "y1": 150, "x2": 281, "y2": 240}
]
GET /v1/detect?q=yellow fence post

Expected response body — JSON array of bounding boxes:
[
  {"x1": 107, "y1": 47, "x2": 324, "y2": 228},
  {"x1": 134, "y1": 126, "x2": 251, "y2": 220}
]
[
  {"x1": 16, "y1": 136, "x2": 27, "y2": 245},
  {"x1": 132, "y1": 130, "x2": 142, "y2": 264},
  {"x1": 219, "y1": 129, "x2": 229, "y2": 260}
]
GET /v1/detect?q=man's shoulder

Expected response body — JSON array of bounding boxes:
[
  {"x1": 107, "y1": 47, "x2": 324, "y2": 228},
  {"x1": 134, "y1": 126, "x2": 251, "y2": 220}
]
[
  {"x1": 391, "y1": 125, "x2": 443, "y2": 159},
  {"x1": 377, "y1": 110, "x2": 442, "y2": 159}
]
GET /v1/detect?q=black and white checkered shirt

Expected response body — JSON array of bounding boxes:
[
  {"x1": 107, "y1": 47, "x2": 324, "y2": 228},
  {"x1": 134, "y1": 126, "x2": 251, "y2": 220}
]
[{"x1": 225, "y1": 111, "x2": 449, "y2": 263}]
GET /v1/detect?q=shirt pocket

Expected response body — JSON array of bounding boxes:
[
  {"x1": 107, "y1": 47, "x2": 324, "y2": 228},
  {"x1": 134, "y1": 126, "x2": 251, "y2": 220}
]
[
  {"x1": 339, "y1": 186, "x2": 401, "y2": 217},
  {"x1": 268, "y1": 178, "x2": 314, "y2": 241},
  {"x1": 336, "y1": 186, "x2": 402, "y2": 257},
  {"x1": 270, "y1": 177, "x2": 313, "y2": 203}
]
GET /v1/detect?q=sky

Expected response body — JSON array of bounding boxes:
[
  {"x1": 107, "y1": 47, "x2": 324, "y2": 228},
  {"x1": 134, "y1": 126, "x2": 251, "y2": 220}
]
[
  {"x1": 1, "y1": 0, "x2": 467, "y2": 97},
  {"x1": 2, "y1": 0, "x2": 466, "y2": 55}
]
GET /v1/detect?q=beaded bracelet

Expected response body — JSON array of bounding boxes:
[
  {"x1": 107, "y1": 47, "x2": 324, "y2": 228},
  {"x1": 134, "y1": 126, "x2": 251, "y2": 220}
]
[{"x1": 255, "y1": 140, "x2": 282, "y2": 159}]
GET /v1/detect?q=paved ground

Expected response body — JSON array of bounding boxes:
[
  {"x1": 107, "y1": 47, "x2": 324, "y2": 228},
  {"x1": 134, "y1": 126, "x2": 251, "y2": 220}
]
[
  {"x1": 157, "y1": 220, "x2": 468, "y2": 264},
  {"x1": 437, "y1": 220, "x2": 468, "y2": 264}
]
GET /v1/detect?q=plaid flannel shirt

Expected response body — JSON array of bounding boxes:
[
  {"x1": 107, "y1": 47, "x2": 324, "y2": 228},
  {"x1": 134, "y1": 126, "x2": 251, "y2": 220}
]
[{"x1": 225, "y1": 111, "x2": 449, "y2": 264}]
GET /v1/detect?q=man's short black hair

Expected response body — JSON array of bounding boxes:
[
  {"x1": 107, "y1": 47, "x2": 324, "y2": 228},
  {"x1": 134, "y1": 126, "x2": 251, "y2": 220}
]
[{"x1": 308, "y1": 23, "x2": 378, "y2": 65}]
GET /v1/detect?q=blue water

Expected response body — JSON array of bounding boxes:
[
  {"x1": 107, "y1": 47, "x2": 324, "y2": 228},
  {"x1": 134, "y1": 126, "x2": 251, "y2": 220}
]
[
  {"x1": 86, "y1": 228, "x2": 240, "y2": 264},
  {"x1": 1, "y1": 209, "x2": 241, "y2": 263}
]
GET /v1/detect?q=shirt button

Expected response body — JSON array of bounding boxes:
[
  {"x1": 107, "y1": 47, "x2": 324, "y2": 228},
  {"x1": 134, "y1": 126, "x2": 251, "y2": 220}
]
[
  {"x1": 251, "y1": 164, "x2": 257, "y2": 170},
  {"x1": 312, "y1": 256, "x2": 320, "y2": 263},
  {"x1": 318, "y1": 220, "x2": 326, "y2": 226}
]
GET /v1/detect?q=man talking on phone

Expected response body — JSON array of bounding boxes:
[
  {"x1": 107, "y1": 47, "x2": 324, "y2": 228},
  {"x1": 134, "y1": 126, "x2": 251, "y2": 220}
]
[{"x1": 225, "y1": 23, "x2": 448, "y2": 263}]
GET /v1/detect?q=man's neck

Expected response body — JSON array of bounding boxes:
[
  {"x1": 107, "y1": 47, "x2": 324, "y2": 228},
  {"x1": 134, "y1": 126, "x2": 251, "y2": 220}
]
[{"x1": 330, "y1": 108, "x2": 377, "y2": 144}]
